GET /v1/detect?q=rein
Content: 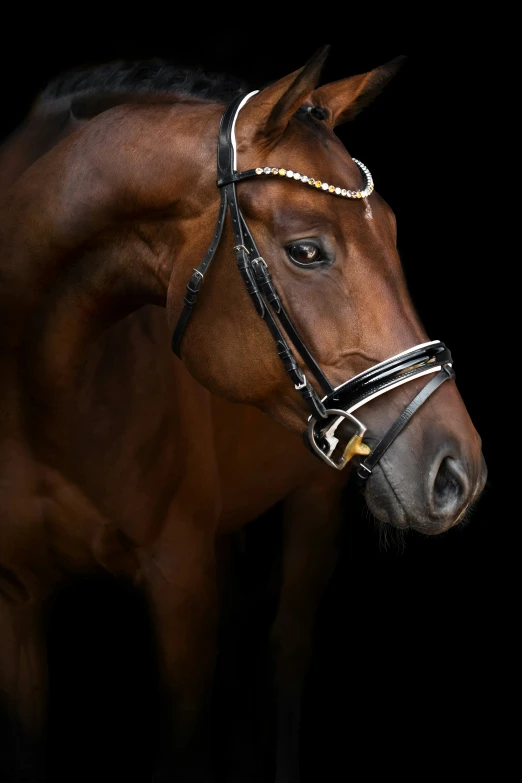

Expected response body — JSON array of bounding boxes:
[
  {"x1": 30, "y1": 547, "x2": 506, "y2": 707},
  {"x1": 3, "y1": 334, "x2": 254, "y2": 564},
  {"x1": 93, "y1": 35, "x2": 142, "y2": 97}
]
[{"x1": 172, "y1": 93, "x2": 454, "y2": 475}]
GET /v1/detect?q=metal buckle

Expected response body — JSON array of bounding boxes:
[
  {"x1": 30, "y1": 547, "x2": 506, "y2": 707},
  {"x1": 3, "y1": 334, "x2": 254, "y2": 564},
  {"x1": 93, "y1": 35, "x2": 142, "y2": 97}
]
[
  {"x1": 295, "y1": 378, "x2": 307, "y2": 390},
  {"x1": 307, "y1": 409, "x2": 371, "y2": 471},
  {"x1": 357, "y1": 462, "x2": 373, "y2": 480}
]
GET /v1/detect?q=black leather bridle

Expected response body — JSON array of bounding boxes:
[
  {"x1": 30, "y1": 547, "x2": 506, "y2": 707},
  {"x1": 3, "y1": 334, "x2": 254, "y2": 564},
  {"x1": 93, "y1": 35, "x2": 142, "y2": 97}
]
[{"x1": 172, "y1": 93, "x2": 455, "y2": 477}]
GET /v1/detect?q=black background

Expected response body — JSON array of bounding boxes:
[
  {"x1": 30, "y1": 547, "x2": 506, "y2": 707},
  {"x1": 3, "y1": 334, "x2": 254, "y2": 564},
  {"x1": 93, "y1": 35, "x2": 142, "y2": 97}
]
[{"x1": 0, "y1": 39, "x2": 505, "y2": 781}]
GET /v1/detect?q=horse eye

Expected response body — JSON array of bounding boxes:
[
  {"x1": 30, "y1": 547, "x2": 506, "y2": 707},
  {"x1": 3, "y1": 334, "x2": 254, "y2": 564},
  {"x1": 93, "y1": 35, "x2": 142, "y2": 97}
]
[{"x1": 286, "y1": 241, "x2": 323, "y2": 267}]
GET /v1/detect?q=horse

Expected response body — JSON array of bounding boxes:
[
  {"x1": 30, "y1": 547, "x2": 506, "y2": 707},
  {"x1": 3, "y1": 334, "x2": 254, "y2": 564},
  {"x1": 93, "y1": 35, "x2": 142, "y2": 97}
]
[{"x1": 0, "y1": 48, "x2": 486, "y2": 781}]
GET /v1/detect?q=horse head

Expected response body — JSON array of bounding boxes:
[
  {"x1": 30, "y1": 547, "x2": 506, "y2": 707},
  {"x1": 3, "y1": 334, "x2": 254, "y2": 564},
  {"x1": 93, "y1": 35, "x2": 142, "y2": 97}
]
[
  {"x1": 1, "y1": 50, "x2": 485, "y2": 536},
  {"x1": 167, "y1": 49, "x2": 486, "y2": 534}
]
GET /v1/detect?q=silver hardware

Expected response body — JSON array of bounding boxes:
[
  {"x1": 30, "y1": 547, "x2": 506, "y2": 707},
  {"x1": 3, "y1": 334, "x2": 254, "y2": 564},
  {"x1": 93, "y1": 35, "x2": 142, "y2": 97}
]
[
  {"x1": 233, "y1": 244, "x2": 249, "y2": 254},
  {"x1": 192, "y1": 269, "x2": 204, "y2": 280},
  {"x1": 295, "y1": 377, "x2": 307, "y2": 390},
  {"x1": 307, "y1": 409, "x2": 370, "y2": 471}
]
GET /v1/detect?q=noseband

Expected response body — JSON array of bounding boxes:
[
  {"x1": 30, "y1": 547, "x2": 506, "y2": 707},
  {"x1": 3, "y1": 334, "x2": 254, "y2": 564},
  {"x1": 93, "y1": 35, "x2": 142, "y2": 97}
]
[{"x1": 172, "y1": 92, "x2": 455, "y2": 476}]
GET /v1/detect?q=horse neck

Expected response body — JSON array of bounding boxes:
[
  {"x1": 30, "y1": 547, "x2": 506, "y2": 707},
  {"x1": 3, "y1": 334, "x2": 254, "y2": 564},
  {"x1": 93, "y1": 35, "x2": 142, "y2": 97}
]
[
  {"x1": 0, "y1": 100, "x2": 222, "y2": 381},
  {"x1": 0, "y1": 112, "x2": 70, "y2": 194},
  {"x1": 0, "y1": 91, "x2": 188, "y2": 195}
]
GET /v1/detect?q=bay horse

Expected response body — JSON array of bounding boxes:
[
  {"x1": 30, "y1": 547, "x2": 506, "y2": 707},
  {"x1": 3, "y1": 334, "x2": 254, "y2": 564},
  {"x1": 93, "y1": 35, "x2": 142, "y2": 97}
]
[{"x1": 0, "y1": 48, "x2": 486, "y2": 781}]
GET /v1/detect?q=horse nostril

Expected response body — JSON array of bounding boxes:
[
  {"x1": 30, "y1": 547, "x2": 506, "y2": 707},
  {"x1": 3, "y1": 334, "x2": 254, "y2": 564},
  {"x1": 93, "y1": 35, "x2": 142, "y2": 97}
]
[{"x1": 432, "y1": 455, "x2": 469, "y2": 516}]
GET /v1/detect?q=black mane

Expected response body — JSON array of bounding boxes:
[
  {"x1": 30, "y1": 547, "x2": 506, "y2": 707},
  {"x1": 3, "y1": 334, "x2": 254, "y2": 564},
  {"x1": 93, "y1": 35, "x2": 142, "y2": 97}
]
[{"x1": 41, "y1": 59, "x2": 249, "y2": 104}]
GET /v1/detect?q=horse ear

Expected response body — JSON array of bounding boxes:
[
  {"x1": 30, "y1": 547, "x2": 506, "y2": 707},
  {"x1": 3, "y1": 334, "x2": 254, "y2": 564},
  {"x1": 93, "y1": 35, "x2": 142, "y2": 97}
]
[
  {"x1": 239, "y1": 46, "x2": 330, "y2": 143},
  {"x1": 312, "y1": 56, "x2": 406, "y2": 127}
]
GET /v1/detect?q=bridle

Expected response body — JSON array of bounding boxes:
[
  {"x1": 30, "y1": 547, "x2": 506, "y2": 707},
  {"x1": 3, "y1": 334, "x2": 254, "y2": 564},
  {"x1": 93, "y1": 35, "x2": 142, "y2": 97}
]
[{"x1": 172, "y1": 92, "x2": 455, "y2": 477}]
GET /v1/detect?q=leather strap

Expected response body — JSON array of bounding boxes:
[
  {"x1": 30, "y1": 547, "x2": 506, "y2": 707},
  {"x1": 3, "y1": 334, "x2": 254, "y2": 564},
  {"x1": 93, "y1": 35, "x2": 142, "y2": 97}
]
[
  {"x1": 172, "y1": 93, "x2": 329, "y2": 419},
  {"x1": 172, "y1": 97, "x2": 257, "y2": 358},
  {"x1": 216, "y1": 169, "x2": 258, "y2": 187},
  {"x1": 323, "y1": 342, "x2": 452, "y2": 411},
  {"x1": 172, "y1": 92, "x2": 332, "y2": 396},
  {"x1": 238, "y1": 213, "x2": 333, "y2": 396},
  {"x1": 357, "y1": 365, "x2": 455, "y2": 480},
  {"x1": 171, "y1": 188, "x2": 229, "y2": 356},
  {"x1": 217, "y1": 101, "x2": 330, "y2": 420},
  {"x1": 225, "y1": 179, "x2": 327, "y2": 420}
]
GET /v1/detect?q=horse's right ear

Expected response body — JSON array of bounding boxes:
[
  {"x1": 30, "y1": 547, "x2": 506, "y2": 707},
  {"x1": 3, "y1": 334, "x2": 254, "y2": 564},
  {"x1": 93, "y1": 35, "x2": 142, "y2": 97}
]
[{"x1": 238, "y1": 46, "x2": 330, "y2": 146}]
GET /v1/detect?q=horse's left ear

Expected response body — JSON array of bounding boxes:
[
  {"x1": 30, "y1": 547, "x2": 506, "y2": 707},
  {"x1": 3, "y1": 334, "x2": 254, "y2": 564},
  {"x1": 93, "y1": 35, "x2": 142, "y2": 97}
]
[
  {"x1": 238, "y1": 46, "x2": 330, "y2": 144},
  {"x1": 312, "y1": 56, "x2": 406, "y2": 127}
]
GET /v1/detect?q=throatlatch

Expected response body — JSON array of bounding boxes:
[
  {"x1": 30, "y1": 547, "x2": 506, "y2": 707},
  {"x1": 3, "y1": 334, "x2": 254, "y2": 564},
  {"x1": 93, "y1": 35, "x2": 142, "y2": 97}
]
[{"x1": 172, "y1": 93, "x2": 455, "y2": 474}]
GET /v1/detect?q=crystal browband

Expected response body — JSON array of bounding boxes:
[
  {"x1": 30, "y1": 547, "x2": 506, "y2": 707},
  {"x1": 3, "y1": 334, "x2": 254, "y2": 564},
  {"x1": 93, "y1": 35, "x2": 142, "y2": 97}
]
[{"x1": 253, "y1": 158, "x2": 374, "y2": 199}]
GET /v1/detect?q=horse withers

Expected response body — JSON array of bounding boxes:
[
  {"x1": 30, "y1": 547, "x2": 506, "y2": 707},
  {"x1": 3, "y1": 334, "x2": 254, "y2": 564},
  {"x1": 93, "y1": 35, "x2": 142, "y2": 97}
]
[{"x1": 0, "y1": 48, "x2": 486, "y2": 780}]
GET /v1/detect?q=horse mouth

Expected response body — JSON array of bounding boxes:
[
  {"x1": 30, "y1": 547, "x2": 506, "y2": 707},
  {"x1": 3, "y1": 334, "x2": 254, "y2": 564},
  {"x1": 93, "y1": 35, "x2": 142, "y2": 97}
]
[
  {"x1": 362, "y1": 452, "x2": 487, "y2": 535},
  {"x1": 361, "y1": 462, "x2": 409, "y2": 530}
]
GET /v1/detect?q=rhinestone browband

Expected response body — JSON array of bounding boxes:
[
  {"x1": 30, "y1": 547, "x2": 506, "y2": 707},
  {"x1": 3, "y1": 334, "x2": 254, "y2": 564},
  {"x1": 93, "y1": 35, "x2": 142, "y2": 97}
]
[{"x1": 253, "y1": 158, "x2": 374, "y2": 199}]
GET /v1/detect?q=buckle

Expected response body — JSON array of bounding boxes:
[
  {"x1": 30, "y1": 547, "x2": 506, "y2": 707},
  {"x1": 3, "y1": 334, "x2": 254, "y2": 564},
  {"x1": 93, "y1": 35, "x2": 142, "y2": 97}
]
[
  {"x1": 188, "y1": 268, "x2": 204, "y2": 290},
  {"x1": 357, "y1": 462, "x2": 373, "y2": 480}
]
